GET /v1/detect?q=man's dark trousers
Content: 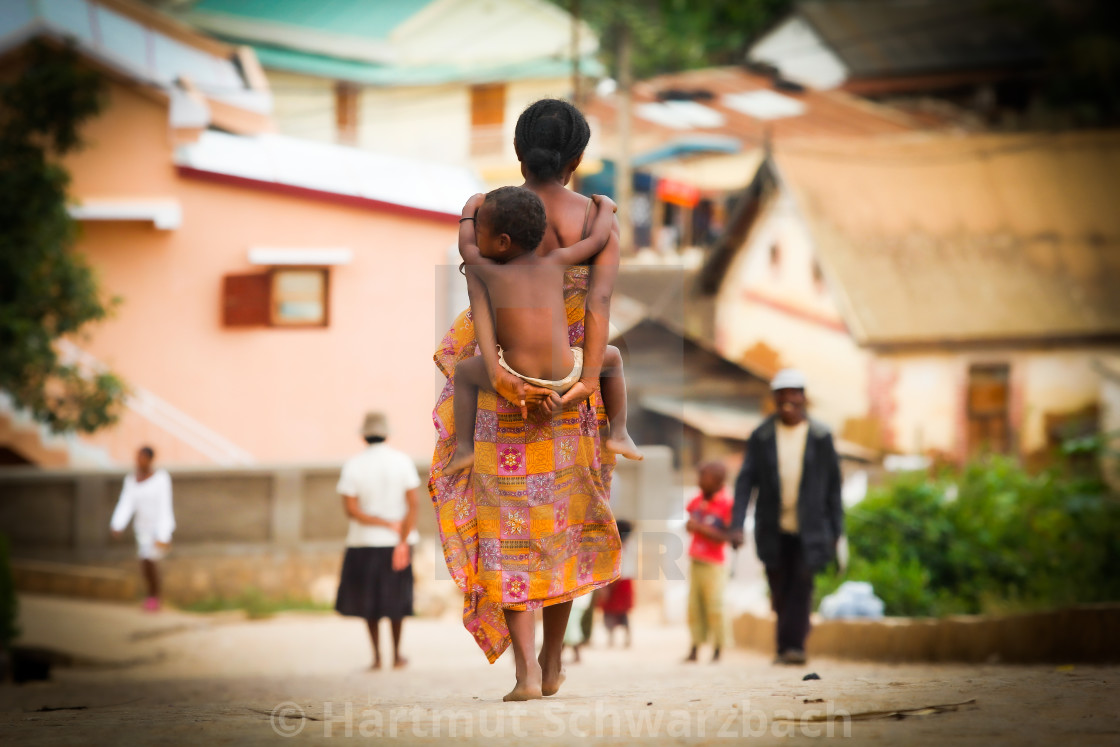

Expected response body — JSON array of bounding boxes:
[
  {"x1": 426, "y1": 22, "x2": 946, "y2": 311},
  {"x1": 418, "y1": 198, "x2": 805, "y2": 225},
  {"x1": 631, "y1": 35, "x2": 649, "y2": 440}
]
[{"x1": 765, "y1": 532, "x2": 814, "y2": 654}]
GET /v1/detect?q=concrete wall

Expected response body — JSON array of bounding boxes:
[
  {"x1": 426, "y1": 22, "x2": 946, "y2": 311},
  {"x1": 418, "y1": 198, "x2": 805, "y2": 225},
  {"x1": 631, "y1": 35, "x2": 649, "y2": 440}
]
[
  {"x1": 733, "y1": 606, "x2": 1120, "y2": 663},
  {"x1": 1, "y1": 449, "x2": 678, "y2": 605},
  {"x1": 0, "y1": 464, "x2": 443, "y2": 562}
]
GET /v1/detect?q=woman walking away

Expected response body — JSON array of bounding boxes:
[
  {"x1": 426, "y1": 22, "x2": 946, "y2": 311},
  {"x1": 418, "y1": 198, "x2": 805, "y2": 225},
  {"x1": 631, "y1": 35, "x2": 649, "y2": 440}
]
[
  {"x1": 335, "y1": 411, "x2": 420, "y2": 670},
  {"x1": 110, "y1": 446, "x2": 174, "y2": 612},
  {"x1": 430, "y1": 99, "x2": 624, "y2": 701}
]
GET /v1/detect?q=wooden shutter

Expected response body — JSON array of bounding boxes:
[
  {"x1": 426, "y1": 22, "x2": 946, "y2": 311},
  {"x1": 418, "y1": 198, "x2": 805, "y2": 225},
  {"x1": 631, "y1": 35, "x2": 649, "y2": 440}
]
[
  {"x1": 335, "y1": 82, "x2": 359, "y2": 145},
  {"x1": 470, "y1": 83, "x2": 506, "y2": 127},
  {"x1": 222, "y1": 272, "x2": 271, "y2": 327},
  {"x1": 470, "y1": 83, "x2": 506, "y2": 156}
]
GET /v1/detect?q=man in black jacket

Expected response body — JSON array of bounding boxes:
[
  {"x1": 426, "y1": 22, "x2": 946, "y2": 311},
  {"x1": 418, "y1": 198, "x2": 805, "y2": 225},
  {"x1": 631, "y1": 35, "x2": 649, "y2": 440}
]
[{"x1": 729, "y1": 369, "x2": 844, "y2": 665}]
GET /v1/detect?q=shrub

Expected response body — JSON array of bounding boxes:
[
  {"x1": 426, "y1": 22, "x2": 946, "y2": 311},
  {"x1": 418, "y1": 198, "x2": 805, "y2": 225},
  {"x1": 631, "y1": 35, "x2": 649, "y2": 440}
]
[{"x1": 815, "y1": 455, "x2": 1120, "y2": 617}]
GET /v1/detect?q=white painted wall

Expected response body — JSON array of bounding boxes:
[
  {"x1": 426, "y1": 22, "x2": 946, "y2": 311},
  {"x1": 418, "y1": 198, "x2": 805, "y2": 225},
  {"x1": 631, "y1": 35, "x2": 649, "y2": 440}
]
[
  {"x1": 263, "y1": 73, "x2": 574, "y2": 178},
  {"x1": 881, "y1": 348, "x2": 1112, "y2": 457},
  {"x1": 715, "y1": 189, "x2": 871, "y2": 431},
  {"x1": 266, "y1": 71, "x2": 335, "y2": 144},
  {"x1": 748, "y1": 16, "x2": 848, "y2": 90}
]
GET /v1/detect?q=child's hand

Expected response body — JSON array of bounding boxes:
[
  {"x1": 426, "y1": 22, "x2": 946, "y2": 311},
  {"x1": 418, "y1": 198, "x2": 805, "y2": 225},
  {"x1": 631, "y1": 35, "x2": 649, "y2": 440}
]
[
  {"x1": 387, "y1": 520, "x2": 403, "y2": 536},
  {"x1": 462, "y1": 193, "x2": 485, "y2": 216},
  {"x1": 155, "y1": 541, "x2": 171, "y2": 551},
  {"x1": 559, "y1": 377, "x2": 598, "y2": 409},
  {"x1": 592, "y1": 194, "x2": 618, "y2": 213}
]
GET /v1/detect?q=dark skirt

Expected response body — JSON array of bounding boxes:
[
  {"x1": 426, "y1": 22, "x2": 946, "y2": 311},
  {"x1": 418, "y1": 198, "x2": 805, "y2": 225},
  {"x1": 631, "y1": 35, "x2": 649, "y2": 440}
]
[{"x1": 335, "y1": 546, "x2": 413, "y2": 621}]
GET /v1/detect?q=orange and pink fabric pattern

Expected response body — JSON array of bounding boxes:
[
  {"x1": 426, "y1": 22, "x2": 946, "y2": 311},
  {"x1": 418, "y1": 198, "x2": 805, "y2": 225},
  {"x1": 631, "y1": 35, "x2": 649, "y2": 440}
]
[{"x1": 429, "y1": 267, "x2": 621, "y2": 663}]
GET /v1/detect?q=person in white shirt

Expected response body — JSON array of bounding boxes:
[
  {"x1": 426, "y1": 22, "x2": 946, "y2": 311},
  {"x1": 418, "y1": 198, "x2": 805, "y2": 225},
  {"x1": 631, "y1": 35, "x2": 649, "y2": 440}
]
[
  {"x1": 334, "y1": 412, "x2": 420, "y2": 669},
  {"x1": 110, "y1": 445, "x2": 175, "y2": 612}
]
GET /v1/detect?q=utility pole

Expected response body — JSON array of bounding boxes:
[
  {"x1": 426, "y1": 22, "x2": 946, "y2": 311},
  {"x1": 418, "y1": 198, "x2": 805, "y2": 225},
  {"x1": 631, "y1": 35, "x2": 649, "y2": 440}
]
[
  {"x1": 570, "y1": 0, "x2": 582, "y2": 193},
  {"x1": 570, "y1": 0, "x2": 581, "y2": 106},
  {"x1": 615, "y1": 21, "x2": 633, "y2": 254}
]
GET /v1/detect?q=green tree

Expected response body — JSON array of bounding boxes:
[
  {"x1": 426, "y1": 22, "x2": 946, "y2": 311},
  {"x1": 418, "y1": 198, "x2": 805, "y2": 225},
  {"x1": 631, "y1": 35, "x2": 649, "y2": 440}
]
[
  {"x1": 560, "y1": 0, "x2": 793, "y2": 79},
  {"x1": 0, "y1": 41, "x2": 125, "y2": 434}
]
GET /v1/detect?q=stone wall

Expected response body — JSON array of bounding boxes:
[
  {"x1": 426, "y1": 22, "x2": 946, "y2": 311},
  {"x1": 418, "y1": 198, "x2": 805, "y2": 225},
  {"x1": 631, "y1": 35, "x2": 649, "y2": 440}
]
[{"x1": 0, "y1": 448, "x2": 678, "y2": 607}]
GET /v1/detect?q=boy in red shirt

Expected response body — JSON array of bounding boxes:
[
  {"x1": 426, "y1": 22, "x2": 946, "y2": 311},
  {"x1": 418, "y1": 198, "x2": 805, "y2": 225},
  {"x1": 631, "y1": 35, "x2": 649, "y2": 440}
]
[{"x1": 685, "y1": 462, "x2": 732, "y2": 663}]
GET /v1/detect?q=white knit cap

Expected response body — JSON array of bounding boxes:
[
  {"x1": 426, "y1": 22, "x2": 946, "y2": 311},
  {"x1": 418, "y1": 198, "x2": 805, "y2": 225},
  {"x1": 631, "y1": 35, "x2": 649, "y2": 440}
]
[{"x1": 770, "y1": 368, "x2": 807, "y2": 391}]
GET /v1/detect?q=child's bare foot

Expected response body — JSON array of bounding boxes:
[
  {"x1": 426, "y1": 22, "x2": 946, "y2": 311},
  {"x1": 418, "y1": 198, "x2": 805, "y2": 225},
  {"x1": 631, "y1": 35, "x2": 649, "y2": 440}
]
[
  {"x1": 445, "y1": 447, "x2": 475, "y2": 473},
  {"x1": 605, "y1": 429, "x2": 643, "y2": 461},
  {"x1": 538, "y1": 652, "x2": 566, "y2": 697},
  {"x1": 503, "y1": 676, "x2": 543, "y2": 701},
  {"x1": 393, "y1": 656, "x2": 408, "y2": 669}
]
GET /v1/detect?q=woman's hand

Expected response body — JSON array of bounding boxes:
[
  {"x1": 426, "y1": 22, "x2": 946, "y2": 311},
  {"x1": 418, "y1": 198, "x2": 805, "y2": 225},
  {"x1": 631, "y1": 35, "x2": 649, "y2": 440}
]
[
  {"x1": 491, "y1": 368, "x2": 558, "y2": 419},
  {"x1": 391, "y1": 542, "x2": 410, "y2": 572}
]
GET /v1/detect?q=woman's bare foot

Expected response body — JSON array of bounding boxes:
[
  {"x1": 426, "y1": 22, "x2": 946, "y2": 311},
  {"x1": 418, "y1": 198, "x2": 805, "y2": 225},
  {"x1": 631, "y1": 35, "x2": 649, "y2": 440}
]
[
  {"x1": 605, "y1": 429, "x2": 643, "y2": 461},
  {"x1": 503, "y1": 675, "x2": 543, "y2": 702},
  {"x1": 393, "y1": 656, "x2": 408, "y2": 669},
  {"x1": 371, "y1": 657, "x2": 381, "y2": 670},
  {"x1": 538, "y1": 652, "x2": 566, "y2": 697},
  {"x1": 445, "y1": 447, "x2": 475, "y2": 473}
]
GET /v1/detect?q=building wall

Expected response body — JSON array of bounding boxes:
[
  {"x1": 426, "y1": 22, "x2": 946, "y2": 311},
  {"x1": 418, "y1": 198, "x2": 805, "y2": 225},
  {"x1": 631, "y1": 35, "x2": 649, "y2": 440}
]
[
  {"x1": 879, "y1": 347, "x2": 1112, "y2": 457},
  {"x1": 265, "y1": 70, "x2": 336, "y2": 143},
  {"x1": 714, "y1": 191, "x2": 871, "y2": 431},
  {"x1": 62, "y1": 78, "x2": 461, "y2": 465},
  {"x1": 264, "y1": 72, "x2": 573, "y2": 183}
]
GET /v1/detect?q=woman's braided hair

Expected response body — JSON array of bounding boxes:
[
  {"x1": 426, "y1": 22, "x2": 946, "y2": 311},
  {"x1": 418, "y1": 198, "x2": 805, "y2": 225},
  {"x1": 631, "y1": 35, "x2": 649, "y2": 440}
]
[{"x1": 514, "y1": 98, "x2": 591, "y2": 181}]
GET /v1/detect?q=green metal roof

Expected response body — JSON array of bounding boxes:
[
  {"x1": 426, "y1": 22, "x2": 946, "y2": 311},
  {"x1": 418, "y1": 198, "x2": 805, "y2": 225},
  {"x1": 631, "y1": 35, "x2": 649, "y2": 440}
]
[
  {"x1": 189, "y1": 0, "x2": 436, "y2": 41},
  {"x1": 252, "y1": 42, "x2": 604, "y2": 87}
]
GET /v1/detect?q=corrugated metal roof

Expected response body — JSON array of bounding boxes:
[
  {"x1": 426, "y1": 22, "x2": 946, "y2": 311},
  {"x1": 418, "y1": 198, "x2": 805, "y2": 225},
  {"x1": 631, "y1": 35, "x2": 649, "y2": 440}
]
[
  {"x1": 174, "y1": 130, "x2": 485, "y2": 217},
  {"x1": 774, "y1": 131, "x2": 1120, "y2": 346},
  {"x1": 0, "y1": 0, "x2": 268, "y2": 114},
  {"x1": 797, "y1": 0, "x2": 1042, "y2": 79},
  {"x1": 585, "y1": 67, "x2": 923, "y2": 168}
]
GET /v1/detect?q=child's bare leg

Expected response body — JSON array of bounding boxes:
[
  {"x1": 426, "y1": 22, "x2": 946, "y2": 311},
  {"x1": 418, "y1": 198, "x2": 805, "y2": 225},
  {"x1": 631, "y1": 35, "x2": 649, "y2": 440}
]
[
  {"x1": 448, "y1": 356, "x2": 492, "y2": 472},
  {"x1": 601, "y1": 345, "x2": 643, "y2": 460},
  {"x1": 538, "y1": 601, "x2": 571, "y2": 696},
  {"x1": 502, "y1": 609, "x2": 542, "y2": 701}
]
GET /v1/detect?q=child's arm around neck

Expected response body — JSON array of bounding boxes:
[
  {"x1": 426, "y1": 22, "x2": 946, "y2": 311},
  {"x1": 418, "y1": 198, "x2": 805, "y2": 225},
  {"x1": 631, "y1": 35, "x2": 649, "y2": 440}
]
[{"x1": 545, "y1": 195, "x2": 617, "y2": 266}]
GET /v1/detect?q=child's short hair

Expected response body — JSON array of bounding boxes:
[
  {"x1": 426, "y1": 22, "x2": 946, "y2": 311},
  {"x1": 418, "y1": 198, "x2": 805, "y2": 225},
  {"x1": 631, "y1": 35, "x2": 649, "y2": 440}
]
[{"x1": 481, "y1": 186, "x2": 546, "y2": 253}]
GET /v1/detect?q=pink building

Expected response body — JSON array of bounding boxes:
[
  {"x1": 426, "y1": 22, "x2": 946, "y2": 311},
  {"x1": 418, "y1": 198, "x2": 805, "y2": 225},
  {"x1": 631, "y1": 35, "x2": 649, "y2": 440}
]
[{"x1": 0, "y1": 0, "x2": 482, "y2": 467}]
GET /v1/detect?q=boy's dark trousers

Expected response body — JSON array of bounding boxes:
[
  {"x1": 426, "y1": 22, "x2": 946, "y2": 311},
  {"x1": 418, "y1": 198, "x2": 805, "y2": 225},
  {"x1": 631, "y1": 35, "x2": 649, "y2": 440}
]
[{"x1": 764, "y1": 532, "x2": 815, "y2": 654}]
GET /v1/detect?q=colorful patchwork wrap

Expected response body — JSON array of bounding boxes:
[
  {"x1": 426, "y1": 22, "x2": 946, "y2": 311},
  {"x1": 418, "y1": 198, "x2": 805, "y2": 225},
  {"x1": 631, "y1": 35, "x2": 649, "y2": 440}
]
[{"x1": 429, "y1": 266, "x2": 621, "y2": 663}]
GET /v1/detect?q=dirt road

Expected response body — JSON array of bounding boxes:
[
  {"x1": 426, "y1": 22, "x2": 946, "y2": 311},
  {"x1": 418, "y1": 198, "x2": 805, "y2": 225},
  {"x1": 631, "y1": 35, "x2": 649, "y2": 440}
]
[{"x1": 3, "y1": 595, "x2": 1117, "y2": 745}]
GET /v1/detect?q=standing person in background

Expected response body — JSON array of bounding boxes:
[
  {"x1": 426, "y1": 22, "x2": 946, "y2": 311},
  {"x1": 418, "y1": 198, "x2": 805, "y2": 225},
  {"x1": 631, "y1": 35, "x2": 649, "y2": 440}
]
[
  {"x1": 335, "y1": 412, "x2": 420, "y2": 670},
  {"x1": 685, "y1": 462, "x2": 733, "y2": 663},
  {"x1": 729, "y1": 369, "x2": 844, "y2": 666},
  {"x1": 110, "y1": 446, "x2": 174, "y2": 612},
  {"x1": 600, "y1": 519, "x2": 635, "y2": 647}
]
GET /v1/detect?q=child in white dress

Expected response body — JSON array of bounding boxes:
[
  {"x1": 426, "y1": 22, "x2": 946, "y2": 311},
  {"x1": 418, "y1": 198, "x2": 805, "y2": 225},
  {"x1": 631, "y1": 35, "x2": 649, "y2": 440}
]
[{"x1": 110, "y1": 445, "x2": 175, "y2": 611}]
